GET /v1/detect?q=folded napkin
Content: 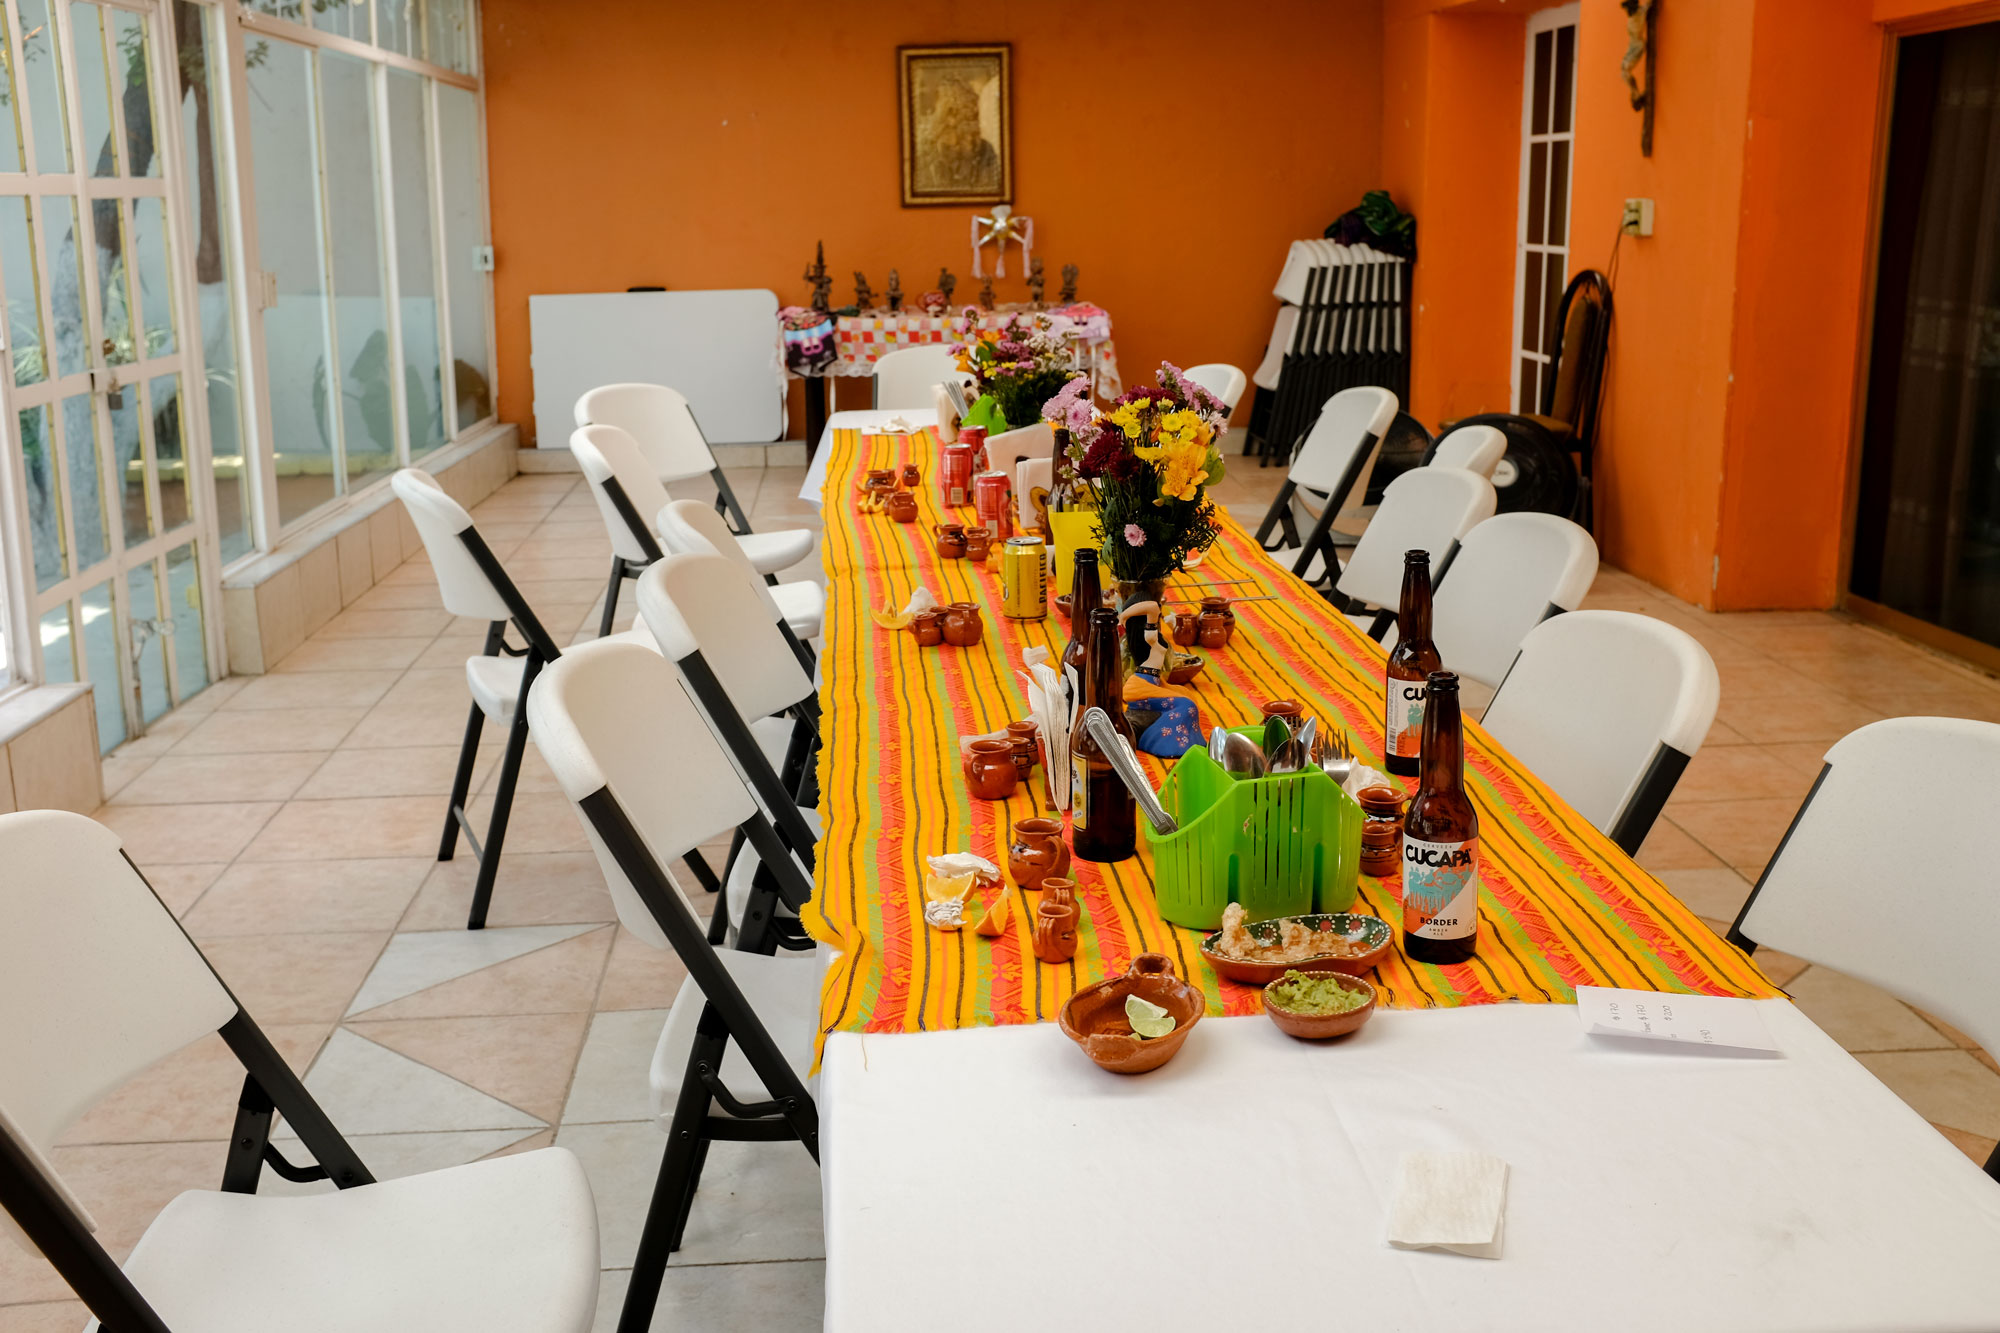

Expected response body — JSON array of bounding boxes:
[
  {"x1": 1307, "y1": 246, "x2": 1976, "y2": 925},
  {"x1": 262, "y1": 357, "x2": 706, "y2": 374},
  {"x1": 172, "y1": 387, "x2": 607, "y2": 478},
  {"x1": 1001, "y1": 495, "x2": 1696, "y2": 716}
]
[{"x1": 1385, "y1": 1151, "x2": 1508, "y2": 1259}]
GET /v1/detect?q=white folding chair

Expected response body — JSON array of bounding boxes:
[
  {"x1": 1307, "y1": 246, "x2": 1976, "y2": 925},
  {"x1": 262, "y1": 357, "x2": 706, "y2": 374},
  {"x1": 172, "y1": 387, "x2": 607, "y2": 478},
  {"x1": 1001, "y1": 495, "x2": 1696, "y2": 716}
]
[
  {"x1": 0, "y1": 810, "x2": 599, "y2": 1333},
  {"x1": 527, "y1": 640, "x2": 820, "y2": 1333},
  {"x1": 1253, "y1": 385, "x2": 1398, "y2": 589},
  {"x1": 1334, "y1": 465, "x2": 1497, "y2": 636},
  {"x1": 573, "y1": 388, "x2": 812, "y2": 575},
  {"x1": 638, "y1": 556, "x2": 822, "y2": 945},
  {"x1": 1182, "y1": 362, "x2": 1248, "y2": 413},
  {"x1": 1726, "y1": 717, "x2": 2000, "y2": 1182},
  {"x1": 1425, "y1": 513, "x2": 1598, "y2": 688},
  {"x1": 393, "y1": 469, "x2": 706, "y2": 928},
  {"x1": 574, "y1": 382, "x2": 760, "y2": 540},
  {"x1": 1481, "y1": 610, "x2": 1719, "y2": 855},
  {"x1": 871, "y1": 344, "x2": 970, "y2": 410},
  {"x1": 1428, "y1": 423, "x2": 1507, "y2": 479},
  {"x1": 659, "y1": 498, "x2": 825, "y2": 651}
]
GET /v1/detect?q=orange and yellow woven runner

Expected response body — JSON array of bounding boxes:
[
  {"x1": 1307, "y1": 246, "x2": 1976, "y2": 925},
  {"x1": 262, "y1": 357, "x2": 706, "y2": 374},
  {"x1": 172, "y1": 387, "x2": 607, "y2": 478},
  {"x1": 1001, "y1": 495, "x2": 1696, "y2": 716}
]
[{"x1": 803, "y1": 427, "x2": 1778, "y2": 1039}]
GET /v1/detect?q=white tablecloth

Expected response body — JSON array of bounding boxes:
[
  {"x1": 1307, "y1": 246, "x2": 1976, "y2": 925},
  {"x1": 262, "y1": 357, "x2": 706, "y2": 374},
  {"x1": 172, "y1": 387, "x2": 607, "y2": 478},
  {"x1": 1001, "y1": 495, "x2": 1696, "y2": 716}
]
[
  {"x1": 821, "y1": 1002, "x2": 2000, "y2": 1331},
  {"x1": 802, "y1": 409, "x2": 940, "y2": 504}
]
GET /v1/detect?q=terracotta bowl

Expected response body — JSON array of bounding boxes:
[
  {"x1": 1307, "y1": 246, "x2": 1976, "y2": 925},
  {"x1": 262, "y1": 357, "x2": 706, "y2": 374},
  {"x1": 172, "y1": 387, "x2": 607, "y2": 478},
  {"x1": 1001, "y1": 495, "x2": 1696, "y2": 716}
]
[
  {"x1": 1261, "y1": 969, "x2": 1377, "y2": 1040},
  {"x1": 1199, "y1": 913, "x2": 1394, "y2": 987},
  {"x1": 1059, "y1": 953, "x2": 1205, "y2": 1074},
  {"x1": 1163, "y1": 654, "x2": 1205, "y2": 686}
]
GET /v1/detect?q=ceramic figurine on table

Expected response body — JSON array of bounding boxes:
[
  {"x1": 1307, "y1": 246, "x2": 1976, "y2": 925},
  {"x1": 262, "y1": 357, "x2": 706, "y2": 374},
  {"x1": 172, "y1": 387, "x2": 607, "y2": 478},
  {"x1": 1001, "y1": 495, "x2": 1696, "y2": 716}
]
[
  {"x1": 1058, "y1": 263, "x2": 1078, "y2": 305},
  {"x1": 886, "y1": 268, "x2": 904, "y2": 312},
  {"x1": 853, "y1": 271, "x2": 875, "y2": 311},
  {"x1": 938, "y1": 268, "x2": 957, "y2": 308},
  {"x1": 978, "y1": 274, "x2": 996, "y2": 311},
  {"x1": 1027, "y1": 256, "x2": 1046, "y2": 308},
  {"x1": 804, "y1": 241, "x2": 833, "y2": 312}
]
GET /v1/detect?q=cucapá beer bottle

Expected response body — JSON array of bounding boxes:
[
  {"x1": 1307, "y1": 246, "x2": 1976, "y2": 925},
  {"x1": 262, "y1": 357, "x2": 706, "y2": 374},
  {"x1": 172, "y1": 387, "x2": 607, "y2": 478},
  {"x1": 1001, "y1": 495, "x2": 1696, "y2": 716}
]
[
  {"x1": 1383, "y1": 549, "x2": 1441, "y2": 778},
  {"x1": 1401, "y1": 670, "x2": 1479, "y2": 964},
  {"x1": 1063, "y1": 548, "x2": 1102, "y2": 682},
  {"x1": 1069, "y1": 607, "x2": 1137, "y2": 863}
]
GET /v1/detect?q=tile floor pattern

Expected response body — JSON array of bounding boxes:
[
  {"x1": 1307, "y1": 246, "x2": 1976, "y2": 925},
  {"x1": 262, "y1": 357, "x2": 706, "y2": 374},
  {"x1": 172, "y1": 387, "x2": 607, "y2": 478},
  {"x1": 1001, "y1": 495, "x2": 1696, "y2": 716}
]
[{"x1": 5, "y1": 459, "x2": 1999, "y2": 1330}]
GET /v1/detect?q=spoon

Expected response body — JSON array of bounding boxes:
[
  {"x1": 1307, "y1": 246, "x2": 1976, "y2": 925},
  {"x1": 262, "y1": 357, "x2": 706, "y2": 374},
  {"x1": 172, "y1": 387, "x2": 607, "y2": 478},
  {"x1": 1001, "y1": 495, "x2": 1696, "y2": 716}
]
[
  {"x1": 1211, "y1": 728, "x2": 1266, "y2": 778},
  {"x1": 1262, "y1": 714, "x2": 1291, "y2": 768},
  {"x1": 1083, "y1": 708, "x2": 1178, "y2": 835}
]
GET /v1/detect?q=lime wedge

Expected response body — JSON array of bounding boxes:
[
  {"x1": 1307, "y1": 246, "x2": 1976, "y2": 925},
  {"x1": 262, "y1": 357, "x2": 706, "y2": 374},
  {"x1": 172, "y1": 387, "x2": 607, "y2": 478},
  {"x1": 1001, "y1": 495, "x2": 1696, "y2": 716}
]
[{"x1": 1125, "y1": 994, "x2": 1177, "y2": 1040}]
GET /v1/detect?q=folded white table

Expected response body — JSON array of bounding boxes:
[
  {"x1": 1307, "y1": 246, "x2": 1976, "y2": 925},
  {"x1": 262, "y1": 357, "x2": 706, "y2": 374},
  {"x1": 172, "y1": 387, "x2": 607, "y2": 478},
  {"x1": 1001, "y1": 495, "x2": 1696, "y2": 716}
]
[
  {"x1": 802, "y1": 409, "x2": 940, "y2": 503},
  {"x1": 820, "y1": 1001, "x2": 2000, "y2": 1331}
]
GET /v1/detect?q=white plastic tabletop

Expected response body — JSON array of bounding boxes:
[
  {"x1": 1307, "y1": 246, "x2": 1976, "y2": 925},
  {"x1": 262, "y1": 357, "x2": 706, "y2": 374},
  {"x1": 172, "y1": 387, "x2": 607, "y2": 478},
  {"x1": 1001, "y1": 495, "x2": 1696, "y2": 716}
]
[
  {"x1": 820, "y1": 1001, "x2": 2000, "y2": 1331},
  {"x1": 802, "y1": 410, "x2": 940, "y2": 503}
]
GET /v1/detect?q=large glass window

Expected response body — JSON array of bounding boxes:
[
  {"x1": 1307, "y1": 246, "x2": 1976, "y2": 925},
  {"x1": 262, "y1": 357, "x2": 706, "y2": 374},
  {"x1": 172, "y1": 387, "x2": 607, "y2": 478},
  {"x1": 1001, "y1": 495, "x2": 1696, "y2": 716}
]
[{"x1": 438, "y1": 83, "x2": 489, "y2": 430}]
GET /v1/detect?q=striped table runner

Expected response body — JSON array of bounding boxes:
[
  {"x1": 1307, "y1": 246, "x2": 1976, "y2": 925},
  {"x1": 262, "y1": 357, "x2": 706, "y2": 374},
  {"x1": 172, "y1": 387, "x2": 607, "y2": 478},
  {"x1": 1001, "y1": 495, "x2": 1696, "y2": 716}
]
[{"x1": 803, "y1": 427, "x2": 1778, "y2": 1039}]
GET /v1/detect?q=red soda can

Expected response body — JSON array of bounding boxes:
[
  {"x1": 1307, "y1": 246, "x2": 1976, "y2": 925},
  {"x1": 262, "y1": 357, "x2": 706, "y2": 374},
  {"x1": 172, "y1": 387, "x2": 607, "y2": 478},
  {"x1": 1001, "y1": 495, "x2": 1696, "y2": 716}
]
[
  {"x1": 941, "y1": 444, "x2": 975, "y2": 506},
  {"x1": 957, "y1": 424, "x2": 988, "y2": 471},
  {"x1": 974, "y1": 471, "x2": 1012, "y2": 539}
]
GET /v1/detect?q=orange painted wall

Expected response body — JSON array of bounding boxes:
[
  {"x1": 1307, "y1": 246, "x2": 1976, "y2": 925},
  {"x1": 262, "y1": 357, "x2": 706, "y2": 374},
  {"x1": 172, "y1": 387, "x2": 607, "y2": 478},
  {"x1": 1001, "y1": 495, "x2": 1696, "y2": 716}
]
[
  {"x1": 1714, "y1": 0, "x2": 1883, "y2": 609},
  {"x1": 478, "y1": 0, "x2": 1384, "y2": 443},
  {"x1": 1568, "y1": 0, "x2": 1755, "y2": 605}
]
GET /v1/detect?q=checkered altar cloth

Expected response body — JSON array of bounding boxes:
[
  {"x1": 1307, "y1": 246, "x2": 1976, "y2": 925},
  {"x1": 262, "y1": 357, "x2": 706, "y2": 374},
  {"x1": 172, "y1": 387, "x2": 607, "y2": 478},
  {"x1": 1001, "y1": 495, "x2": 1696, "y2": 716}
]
[{"x1": 806, "y1": 304, "x2": 1122, "y2": 398}]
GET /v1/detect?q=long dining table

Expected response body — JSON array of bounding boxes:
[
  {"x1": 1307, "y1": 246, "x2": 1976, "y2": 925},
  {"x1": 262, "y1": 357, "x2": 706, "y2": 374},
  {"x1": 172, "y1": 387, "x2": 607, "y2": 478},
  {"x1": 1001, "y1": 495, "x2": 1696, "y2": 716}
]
[{"x1": 802, "y1": 416, "x2": 2000, "y2": 1331}]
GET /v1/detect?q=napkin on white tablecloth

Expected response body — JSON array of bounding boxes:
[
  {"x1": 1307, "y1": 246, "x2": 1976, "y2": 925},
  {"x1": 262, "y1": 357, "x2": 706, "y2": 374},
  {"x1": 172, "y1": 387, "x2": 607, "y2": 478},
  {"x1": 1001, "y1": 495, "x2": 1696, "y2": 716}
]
[{"x1": 1386, "y1": 1151, "x2": 1509, "y2": 1259}]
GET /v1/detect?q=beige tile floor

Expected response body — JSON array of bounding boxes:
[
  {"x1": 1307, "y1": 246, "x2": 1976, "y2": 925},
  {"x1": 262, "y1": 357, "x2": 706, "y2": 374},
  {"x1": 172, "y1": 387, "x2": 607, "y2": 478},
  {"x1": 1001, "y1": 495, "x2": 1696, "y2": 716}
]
[{"x1": 5, "y1": 458, "x2": 1999, "y2": 1330}]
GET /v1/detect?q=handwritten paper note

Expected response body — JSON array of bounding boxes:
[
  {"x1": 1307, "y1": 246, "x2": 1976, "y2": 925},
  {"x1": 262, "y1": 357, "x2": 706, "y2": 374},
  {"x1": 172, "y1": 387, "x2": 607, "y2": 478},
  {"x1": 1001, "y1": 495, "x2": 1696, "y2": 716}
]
[{"x1": 1576, "y1": 985, "x2": 1780, "y2": 1055}]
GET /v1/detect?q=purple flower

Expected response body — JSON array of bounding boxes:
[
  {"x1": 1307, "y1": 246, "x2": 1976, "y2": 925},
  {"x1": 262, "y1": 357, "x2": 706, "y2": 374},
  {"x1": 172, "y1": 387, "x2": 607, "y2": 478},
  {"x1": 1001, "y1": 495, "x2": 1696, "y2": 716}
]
[{"x1": 1123, "y1": 523, "x2": 1147, "y2": 547}]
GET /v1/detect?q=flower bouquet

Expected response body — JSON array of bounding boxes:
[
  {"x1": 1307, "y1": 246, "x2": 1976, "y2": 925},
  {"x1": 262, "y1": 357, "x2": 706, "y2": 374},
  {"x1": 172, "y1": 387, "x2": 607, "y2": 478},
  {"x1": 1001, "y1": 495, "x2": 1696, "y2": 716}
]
[
  {"x1": 1067, "y1": 363, "x2": 1228, "y2": 587},
  {"x1": 949, "y1": 307, "x2": 1078, "y2": 434}
]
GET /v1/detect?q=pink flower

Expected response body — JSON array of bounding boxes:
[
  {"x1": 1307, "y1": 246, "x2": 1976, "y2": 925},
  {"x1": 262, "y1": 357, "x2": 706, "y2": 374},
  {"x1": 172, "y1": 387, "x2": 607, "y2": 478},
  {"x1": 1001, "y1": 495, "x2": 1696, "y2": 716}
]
[{"x1": 1123, "y1": 524, "x2": 1147, "y2": 547}]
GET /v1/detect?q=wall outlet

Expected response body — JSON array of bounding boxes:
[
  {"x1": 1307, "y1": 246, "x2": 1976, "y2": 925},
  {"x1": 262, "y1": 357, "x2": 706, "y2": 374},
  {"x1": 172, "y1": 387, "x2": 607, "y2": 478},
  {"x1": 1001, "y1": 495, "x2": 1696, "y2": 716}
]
[
  {"x1": 1621, "y1": 198, "x2": 1655, "y2": 237},
  {"x1": 472, "y1": 245, "x2": 496, "y2": 273}
]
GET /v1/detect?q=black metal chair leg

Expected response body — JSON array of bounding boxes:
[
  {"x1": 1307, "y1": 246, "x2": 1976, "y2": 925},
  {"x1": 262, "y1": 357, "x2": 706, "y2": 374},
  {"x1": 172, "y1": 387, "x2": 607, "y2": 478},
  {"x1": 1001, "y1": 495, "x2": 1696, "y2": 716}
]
[
  {"x1": 466, "y1": 696, "x2": 535, "y2": 930},
  {"x1": 440, "y1": 701, "x2": 485, "y2": 862},
  {"x1": 710, "y1": 466, "x2": 753, "y2": 535},
  {"x1": 597, "y1": 557, "x2": 628, "y2": 640},
  {"x1": 617, "y1": 1028, "x2": 727, "y2": 1333},
  {"x1": 667, "y1": 1135, "x2": 713, "y2": 1251}
]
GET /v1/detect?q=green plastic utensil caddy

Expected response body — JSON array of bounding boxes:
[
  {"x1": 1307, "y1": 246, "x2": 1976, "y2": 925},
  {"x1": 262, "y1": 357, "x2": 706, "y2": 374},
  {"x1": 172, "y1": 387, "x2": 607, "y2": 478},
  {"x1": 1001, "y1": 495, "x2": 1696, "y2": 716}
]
[{"x1": 1144, "y1": 728, "x2": 1363, "y2": 930}]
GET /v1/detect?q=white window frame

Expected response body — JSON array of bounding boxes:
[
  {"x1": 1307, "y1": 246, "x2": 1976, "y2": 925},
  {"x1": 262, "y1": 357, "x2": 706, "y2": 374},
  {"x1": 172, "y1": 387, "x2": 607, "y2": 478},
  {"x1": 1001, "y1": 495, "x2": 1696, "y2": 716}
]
[{"x1": 1510, "y1": 1, "x2": 1579, "y2": 414}]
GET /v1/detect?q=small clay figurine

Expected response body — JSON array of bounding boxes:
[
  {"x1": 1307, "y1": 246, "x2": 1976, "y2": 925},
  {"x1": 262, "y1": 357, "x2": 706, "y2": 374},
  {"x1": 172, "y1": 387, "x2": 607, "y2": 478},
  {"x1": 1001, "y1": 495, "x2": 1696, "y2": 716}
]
[
  {"x1": 978, "y1": 274, "x2": 996, "y2": 311},
  {"x1": 1027, "y1": 256, "x2": 1046, "y2": 308},
  {"x1": 938, "y1": 267, "x2": 957, "y2": 307},
  {"x1": 803, "y1": 241, "x2": 833, "y2": 312},
  {"x1": 1058, "y1": 263, "x2": 1079, "y2": 305},
  {"x1": 886, "y1": 268, "x2": 903, "y2": 312},
  {"x1": 853, "y1": 270, "x2": 875, "y2": 311}
]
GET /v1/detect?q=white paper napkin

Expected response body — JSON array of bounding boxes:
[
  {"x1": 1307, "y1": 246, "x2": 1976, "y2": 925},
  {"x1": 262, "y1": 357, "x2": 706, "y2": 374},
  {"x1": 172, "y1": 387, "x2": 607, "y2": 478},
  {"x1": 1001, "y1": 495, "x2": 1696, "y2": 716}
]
[{"x1": 1386, "y1": 1151, "x2": 1508, "y2": 1259}]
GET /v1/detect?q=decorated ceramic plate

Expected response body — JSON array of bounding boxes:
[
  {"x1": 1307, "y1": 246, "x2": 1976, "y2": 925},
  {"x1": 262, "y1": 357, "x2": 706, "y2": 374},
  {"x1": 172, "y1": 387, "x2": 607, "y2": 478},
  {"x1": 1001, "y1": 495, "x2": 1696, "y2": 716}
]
[{"x1": 1199, "y1": 912, "x2": 1394, "y2": 986}]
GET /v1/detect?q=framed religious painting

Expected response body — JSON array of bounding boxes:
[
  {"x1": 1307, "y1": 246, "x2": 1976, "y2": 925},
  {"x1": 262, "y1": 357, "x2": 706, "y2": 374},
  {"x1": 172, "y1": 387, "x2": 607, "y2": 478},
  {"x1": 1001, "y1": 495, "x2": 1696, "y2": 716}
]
[{"x1": 898, "y1": 44, "x2": 1012, "y2": 207}]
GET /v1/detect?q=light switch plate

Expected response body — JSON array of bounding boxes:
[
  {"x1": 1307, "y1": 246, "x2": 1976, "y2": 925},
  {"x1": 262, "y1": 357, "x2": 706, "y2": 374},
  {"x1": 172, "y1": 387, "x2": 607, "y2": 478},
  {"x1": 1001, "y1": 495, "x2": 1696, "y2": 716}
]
[
  {"x1": 472, "y1": 245, "x2": 495, "y2": 273},
  {"x1": 1621, "y1": 198, "x2": 1655, "y2": 237}
]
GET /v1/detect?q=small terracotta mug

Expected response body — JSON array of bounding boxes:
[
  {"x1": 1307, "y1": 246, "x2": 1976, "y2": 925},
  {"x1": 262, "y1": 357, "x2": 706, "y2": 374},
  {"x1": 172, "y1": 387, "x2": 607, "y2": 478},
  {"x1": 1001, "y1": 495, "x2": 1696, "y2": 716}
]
[
  {"x1": 887, "y1": 490, "x2": 918, "y2": 523},
  {"x1": 1032, "y1": 878, "x2": 1081, "y2": 963},
  {"x1": 1166, "y1": 609, "x2": 1199, "y2": 647},
  {"x1": 934, "y1": 523, "x2": 967, "y2": 560},
  {"x1": 909, "y1": 608, "x2": 945, "y2": 647},
  {"x1": 942, "y1": 602, "x2": 984, "y2": 647},
  {"x1": 1197, "y1": 596, "x2": 1236, "y2": 649},
  {"x1": 963, "y1": 528, "x2": 992, "y2": 562},
  {"x1": 1008, "y1": 816, "x2": 1070, "y2": 889},
  {"x1": 901, "y1": 462, "x2": 922, "y2": 488},
  {"x1": 1005, "y1": 720, "x2": 1040, "y2": 781},
  {"x1": 864, "y1": 468, "x2": 896, "y2": 493},
  {"x1": 966, "y1": 739, "x2": 1018, "y2": 801},
  {"x1": 1261, "y1": 698, "x2": 1306, "y2": 725}
]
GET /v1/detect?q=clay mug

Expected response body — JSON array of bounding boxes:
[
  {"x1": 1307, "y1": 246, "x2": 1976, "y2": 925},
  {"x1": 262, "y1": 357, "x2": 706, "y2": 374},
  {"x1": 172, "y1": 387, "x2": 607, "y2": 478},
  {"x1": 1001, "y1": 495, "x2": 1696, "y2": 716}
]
[
  {"x1": 1261, "y1": 698, "x2": 1306, "y2": 725},
  {"x1": 1005, "y1": 720, "x2": 1040, "y2": 781},
  {"x1": 934, "y1": 523, "x2": 967, "y2": 560},
  {"x1": 1166, "y1": 609, "x2": 1199, "y2": 647},
  {"x1": 941, "y1": 601, "x2": 984, "y2": 647},
  {"x1": 1008, "y1": 816, "x2": 1070, "y2": 890},
  {"x1": 901, "y1": 462, "x2": 922, "y2": 488},
  {"x1": 963, "y1": 528, "x2": 992, "y2": 562},
  {"x1": 909, "y1": 608, "x2": 945, "y2": 647},
  {"x1": 966, "y1": 739, "x2": 1018, "y2": 801},
  {"x1": 1197, "y1": 596, "x2": 1236, "y2": 650},
  {"x1": 865, "y1": 468, "x2": 896, "y2": 493},
  {"x1": 887, "y1": 490, "x2": 918, "y2": 523},
  {"x1": 1033, "y1": 878, "x2": 1081, "y2": 963}
]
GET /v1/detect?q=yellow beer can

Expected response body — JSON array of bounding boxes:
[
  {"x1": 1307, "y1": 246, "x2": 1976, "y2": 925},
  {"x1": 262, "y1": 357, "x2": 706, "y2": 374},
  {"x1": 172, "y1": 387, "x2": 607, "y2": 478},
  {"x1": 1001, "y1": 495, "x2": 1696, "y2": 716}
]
[{"x1": 1001, "y1": 536, "x2": 1047, "y2": 620}]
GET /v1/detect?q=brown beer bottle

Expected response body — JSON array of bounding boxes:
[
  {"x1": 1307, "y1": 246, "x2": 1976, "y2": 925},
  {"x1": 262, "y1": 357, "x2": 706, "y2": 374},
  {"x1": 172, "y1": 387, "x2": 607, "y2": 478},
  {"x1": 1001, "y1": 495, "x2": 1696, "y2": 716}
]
[
  {"x1": 1063, "y1": 548, "x2": 1101, "y2": 682},
  {"x1": 1401, "y1": 671, "x2": 1479, "y2": 964},
  {"x1": 1069, "y1": 607, "x2": 1137, "y2": 862},
  {"x1": 1383, "y1": 549, "x2": 1441, "y2": 777}
]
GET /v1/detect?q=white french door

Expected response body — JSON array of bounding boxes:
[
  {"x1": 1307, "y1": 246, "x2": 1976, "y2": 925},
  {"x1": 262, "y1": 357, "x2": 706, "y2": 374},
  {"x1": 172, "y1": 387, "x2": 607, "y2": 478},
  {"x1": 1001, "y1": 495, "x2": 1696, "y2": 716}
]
[
  {"x1": 1511, "y1": 2, "x2": 1579, "y2": 414},
  {"x1": 0, "y1": 0, "x2": 220, "y2": 749}
]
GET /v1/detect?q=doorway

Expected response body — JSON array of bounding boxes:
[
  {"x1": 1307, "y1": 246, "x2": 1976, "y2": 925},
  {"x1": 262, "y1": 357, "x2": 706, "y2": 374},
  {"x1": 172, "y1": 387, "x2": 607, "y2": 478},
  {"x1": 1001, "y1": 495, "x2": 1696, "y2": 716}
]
[
  {"x1": 0, "y1": 0, "x2": 218, "y2": 749},
  {"x1": 1511, "y1": 2, "x2": 1579, "y2": 415}
]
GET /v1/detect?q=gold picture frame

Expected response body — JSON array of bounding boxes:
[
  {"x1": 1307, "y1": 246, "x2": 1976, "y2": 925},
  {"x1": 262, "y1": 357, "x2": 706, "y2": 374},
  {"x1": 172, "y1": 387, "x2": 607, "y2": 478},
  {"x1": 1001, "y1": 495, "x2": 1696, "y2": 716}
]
[{"x1": 898, "y1": 44, "x2": 1012, "y2": 207}]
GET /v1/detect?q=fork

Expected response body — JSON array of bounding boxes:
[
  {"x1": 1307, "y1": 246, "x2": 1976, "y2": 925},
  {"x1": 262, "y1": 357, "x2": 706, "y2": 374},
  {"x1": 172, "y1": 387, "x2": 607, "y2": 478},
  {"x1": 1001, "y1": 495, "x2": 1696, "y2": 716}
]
[{"x1": 1315, "y1": 725, "x2": 1356, "y2": 788}]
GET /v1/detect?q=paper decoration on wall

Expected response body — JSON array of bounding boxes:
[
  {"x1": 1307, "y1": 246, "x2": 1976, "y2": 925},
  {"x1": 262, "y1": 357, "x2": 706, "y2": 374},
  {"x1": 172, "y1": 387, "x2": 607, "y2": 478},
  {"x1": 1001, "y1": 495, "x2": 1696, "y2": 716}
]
[{"x1": 971, "y1": 203, "x2": 1033, "y2": 278}]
